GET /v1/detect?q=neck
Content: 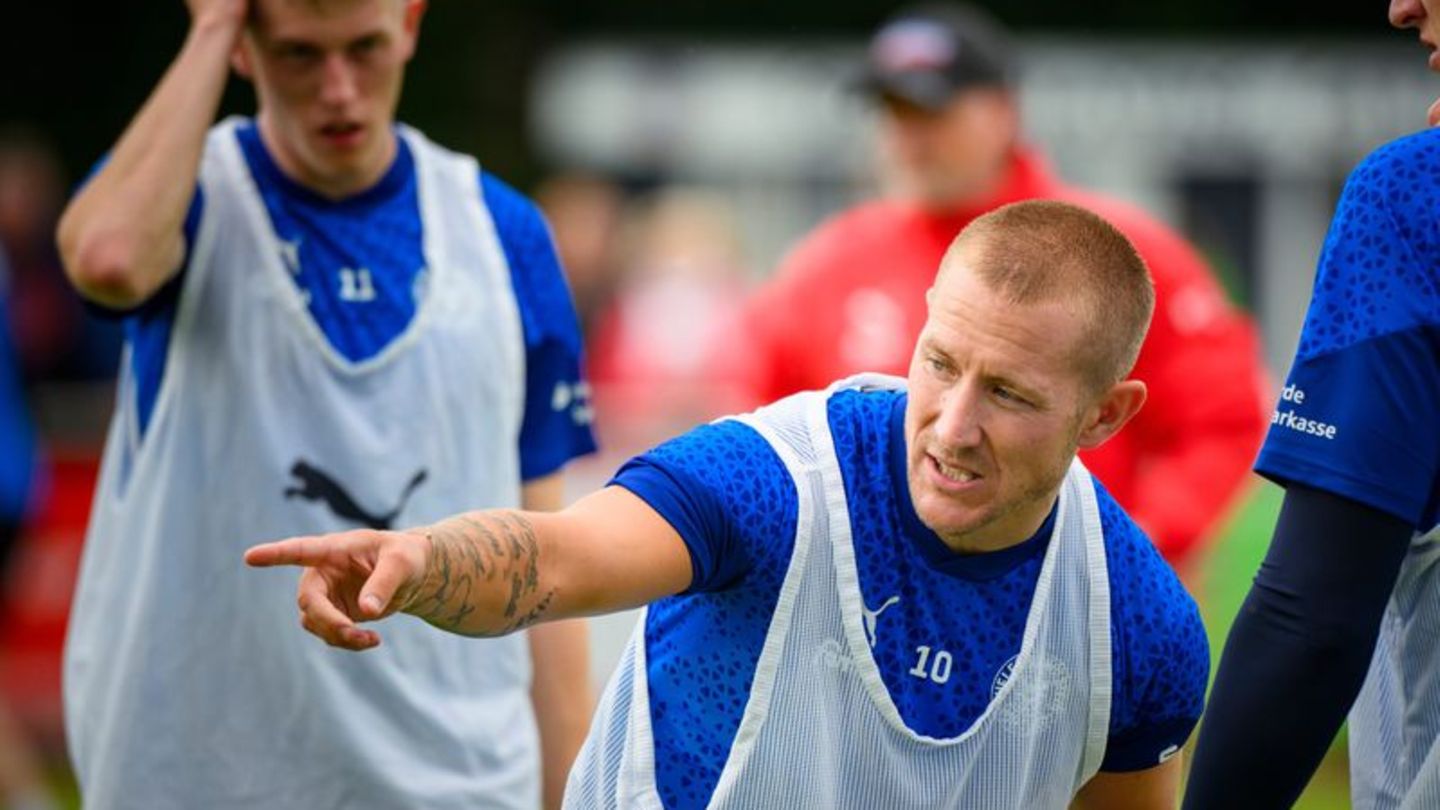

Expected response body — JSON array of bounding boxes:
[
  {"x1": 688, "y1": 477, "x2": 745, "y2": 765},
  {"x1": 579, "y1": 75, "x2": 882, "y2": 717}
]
[{"x1": 935, "y1": 492, "x2": 1060, "y2": 556}]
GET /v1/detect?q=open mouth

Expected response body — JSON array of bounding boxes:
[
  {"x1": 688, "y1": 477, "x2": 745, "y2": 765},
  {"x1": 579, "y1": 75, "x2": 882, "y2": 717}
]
[
  {"x1": 319, "y1": 122, "x2": 365, "y2": 147},
  {"x1": 927, "y1": 453, "x2": 983, "y2": 486}
]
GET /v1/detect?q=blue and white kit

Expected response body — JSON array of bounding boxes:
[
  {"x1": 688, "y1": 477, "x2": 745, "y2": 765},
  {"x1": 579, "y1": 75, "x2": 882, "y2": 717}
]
[
  {"x1": 568, "y1": 378, "x2": 1207, "y2": 809},
  {"x1": 65, "y1": 118, "x2": 594, "y2": 810}
]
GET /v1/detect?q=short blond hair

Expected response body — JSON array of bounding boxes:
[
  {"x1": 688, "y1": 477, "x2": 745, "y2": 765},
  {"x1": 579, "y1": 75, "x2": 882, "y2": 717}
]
[{"x1": 941, "y1": 199, "x2": 1155, "y2": 388}]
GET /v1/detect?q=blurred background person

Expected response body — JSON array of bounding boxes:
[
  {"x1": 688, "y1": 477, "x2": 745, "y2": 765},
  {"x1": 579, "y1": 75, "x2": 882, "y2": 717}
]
[
  {"x1": 534, "y1": 172, "x2": 628, "y2": 342},
  {"x1": 0, "y1": 249, "x2": 59, "y2": 810},
  {"x1": 54, "y1": 0, "x2": 595, "y2": 807},
  {"x1": 735, "y1": 3, "x2": 1270, "y2": 572},
  {"x1": 0, "y1": 131, "x2": 119, "y2": 384},
  {"x1": 586, "y1": 188, "x2": 761, "y2": 453}
]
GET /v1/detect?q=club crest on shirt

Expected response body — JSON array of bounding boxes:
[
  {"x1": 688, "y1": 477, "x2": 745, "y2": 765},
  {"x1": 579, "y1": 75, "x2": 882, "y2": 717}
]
[
  {"x1": 815, "y1": 637, "x2": 857, "y2": 675},
  {"x1": 991, "y1": 654, "x2": 1019, "y2": 699},
  {"x1": 992, "y1": 652, "x2": 1072, "y2": 734}
]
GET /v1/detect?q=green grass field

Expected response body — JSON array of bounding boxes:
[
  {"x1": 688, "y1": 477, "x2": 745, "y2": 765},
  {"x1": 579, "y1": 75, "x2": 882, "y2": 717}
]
[{"x1": 1195, "y1": 480, "x2": 1350, "y2": 809}]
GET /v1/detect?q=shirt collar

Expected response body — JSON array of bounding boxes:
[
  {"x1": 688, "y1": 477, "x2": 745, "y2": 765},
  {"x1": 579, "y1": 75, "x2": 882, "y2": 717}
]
[{"x1": 235, "y1": 119, "x2": 413, "y2": 210}]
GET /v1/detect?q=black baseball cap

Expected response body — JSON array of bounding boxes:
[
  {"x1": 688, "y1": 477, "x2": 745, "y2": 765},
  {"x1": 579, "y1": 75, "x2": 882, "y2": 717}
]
[{"x1": 854, "y1": 4, "x2": 1014, "y2": 111}]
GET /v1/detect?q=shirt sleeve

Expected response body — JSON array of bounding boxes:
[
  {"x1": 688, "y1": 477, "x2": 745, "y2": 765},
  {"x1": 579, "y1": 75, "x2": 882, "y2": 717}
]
[
  {"x1": 1182, "y1": 484, "x2": 1412, "y2": 808},
  {"x1": 77, "y1": 152, "x2": 203, "y2": 318},
  {"x1": 1097, "y1": 486, "x2": 1210, "y2": 772},
  {"x1": 608, "y1": 418, "x2": 797, "y2": 593},
  {"x1": 1254, "y1": 132, "x2": 1440, "y2": 527},
  {"x1": 479, "y1": 171, "x2": 598, "y2": 480},
  {"x1": 74, "y1": 149, "x2": 204, "y2": 437}
]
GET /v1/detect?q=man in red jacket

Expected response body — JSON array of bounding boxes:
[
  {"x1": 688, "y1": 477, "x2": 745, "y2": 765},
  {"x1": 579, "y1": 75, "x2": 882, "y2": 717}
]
[{"x1": 742, "y1": 3, "x2": 1268, "y2": 569}]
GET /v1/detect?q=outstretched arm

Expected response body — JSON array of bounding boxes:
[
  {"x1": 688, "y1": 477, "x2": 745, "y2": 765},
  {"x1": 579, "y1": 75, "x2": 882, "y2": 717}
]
[
  {"x1": 56, "y1": 0, "x2": 245, "y2": 308},
  {"x1": 244, "y1": 485, "x2": 692, "y2": 649}
]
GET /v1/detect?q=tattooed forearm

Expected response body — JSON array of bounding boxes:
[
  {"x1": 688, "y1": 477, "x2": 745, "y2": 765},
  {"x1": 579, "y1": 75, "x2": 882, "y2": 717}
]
[{"x1": 400, "y1": 511, "x2": 556, "y2": 637}]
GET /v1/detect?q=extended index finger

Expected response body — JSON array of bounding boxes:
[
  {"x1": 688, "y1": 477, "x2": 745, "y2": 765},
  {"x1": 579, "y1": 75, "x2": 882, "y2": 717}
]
[{"x1": 245, "y1": 535, "x2": 343, "y2": 568}]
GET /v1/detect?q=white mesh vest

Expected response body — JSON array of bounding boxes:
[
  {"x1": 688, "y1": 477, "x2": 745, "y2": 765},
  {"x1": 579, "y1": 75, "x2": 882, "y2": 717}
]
[
  {"x1": 1348, "y1": 524, "x2": 1440, "y2": 810},
  {"x1": 64, "y1": 119, "x2": 539, "y2": 809},
  {"x1": 566, "y1": 375, "x2": 1112, "y2": 809}
]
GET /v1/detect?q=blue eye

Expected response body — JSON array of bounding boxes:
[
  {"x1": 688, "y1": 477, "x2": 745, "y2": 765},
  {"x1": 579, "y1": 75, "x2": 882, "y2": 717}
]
[{"x1": 994, "y1": 386, "x2": 1030, "y2": 407}]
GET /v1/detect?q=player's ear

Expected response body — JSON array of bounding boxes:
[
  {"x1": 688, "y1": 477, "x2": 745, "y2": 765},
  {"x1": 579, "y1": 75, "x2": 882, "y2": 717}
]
[
  {"x1": 1076, "y1": 379, "x2": 1146, "y2": 450},
  {"x1": 231, "y1": 37, "x2": 255, "y2": 81},
  {"x1": 399, "y1": 0, "x2": 427, "y2": 60}
]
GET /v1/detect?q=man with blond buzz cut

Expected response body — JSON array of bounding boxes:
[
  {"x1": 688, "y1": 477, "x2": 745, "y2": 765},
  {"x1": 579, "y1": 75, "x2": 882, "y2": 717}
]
[
  {"x1": 249, "y1": 200, "x2": 1209, "y2": 810},
  {"x1": 736, "y1": 4, "x2": 1269, "y2": 573},
  {"x1": 56, "y1": 0, "x2": 597, "y2": 807}
]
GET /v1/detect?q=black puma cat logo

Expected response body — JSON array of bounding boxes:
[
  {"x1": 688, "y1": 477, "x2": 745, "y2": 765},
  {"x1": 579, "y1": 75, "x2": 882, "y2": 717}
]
[{"x1": 283, "y1": 460, "x2": 428, "y2": 530}]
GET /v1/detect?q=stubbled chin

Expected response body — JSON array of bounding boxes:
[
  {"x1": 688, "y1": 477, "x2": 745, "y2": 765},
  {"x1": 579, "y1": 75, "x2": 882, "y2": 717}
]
[{"x1": 1429, "y1": 97, "x2": 1440, "y2": 127}]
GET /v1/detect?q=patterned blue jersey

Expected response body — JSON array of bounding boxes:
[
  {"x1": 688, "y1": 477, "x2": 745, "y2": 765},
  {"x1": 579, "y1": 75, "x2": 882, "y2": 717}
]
[
  {"x1": 1256, "y1": 128, "x2": 1440, "y2": 530},
  {"x1": 613, "y1": 388, "x2": 1208, "y2": 809},
  {"x1": 115, "y1": 120, "x2": 595, "y2": 479}
]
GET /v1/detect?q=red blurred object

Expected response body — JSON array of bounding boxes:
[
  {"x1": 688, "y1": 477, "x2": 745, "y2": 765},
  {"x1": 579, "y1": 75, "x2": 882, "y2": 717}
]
[{"x1": 0, "y1": 451, "x2": 97, "y2": 747}]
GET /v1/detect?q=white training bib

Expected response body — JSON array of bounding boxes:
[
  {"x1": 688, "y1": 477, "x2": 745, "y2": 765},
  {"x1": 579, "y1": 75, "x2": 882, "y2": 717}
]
[
  {"x1": 1349, "y1": 524, "x2": 1440, "y2": 810},
  {"x1": 566, "y1": 374, "x2": 1112, "y2": 809},
  {"x1": 64, "y1": 119, "x2": 539, "y2": 809}
]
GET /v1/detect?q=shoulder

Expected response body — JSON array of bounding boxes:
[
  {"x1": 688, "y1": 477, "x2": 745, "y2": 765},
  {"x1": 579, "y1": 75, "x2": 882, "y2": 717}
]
[
  {"x1": 470, "y1": 169, "x2": 582, "y2": 347},
  {"x1": 644, "y1": 416, "x2": 787, "y2": 480},
  {"x1": 1095, "y1": 479, "x2": 1203, "y2": 639},
  {"x1": 1339, "y1": 128, "x2": 1440, "y2": 227},
  {"x1": 1297, "y1": 129, "x2": 1440, "y2": 352},
  {"x1": 614, "y1": 417, "x2": 797, "y2": 591},
  {"x1": 1093, "y1": 477, "x2": 1209, "y2": 721},
  {"x1": 478, "y1": 170, "x2": 549, "y2": 238},
  {"x1": 1355, "y1": 127, "x2": 1440, "y2": 178},
  {"x1": 202, "y1": 116, "x2": 247, "y2": 155},
  {"x1": 826, "y1": 384, "x2": 904, "y2": 440},
  {"x1": 193, "y1": 119, "x2": 248, "y2": 194},
  {"x1": 616, "y1": 416, "x2": 795, "y2": 532},
  {"x1": 1326, "y1": 128, "x2": 1440, "y2": 263}
]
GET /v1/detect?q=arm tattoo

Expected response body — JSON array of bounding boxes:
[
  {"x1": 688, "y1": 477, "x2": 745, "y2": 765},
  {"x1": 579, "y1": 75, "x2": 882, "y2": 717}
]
[{"x1": 401, "y1": 511, "x2": 556, "y2": 637}]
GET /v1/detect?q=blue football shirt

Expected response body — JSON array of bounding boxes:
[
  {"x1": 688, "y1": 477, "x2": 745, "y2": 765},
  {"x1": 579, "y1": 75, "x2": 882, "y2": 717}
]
[
  {"x1": 613, "y1": 387, "x2": 1208, "y2": 809},
  {"x1": 1256, "y1": 128, "x2": 1440, "y2": 530},
  {"x1": 115, "y1": 120, "x2": 595, "y2": 479}
]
